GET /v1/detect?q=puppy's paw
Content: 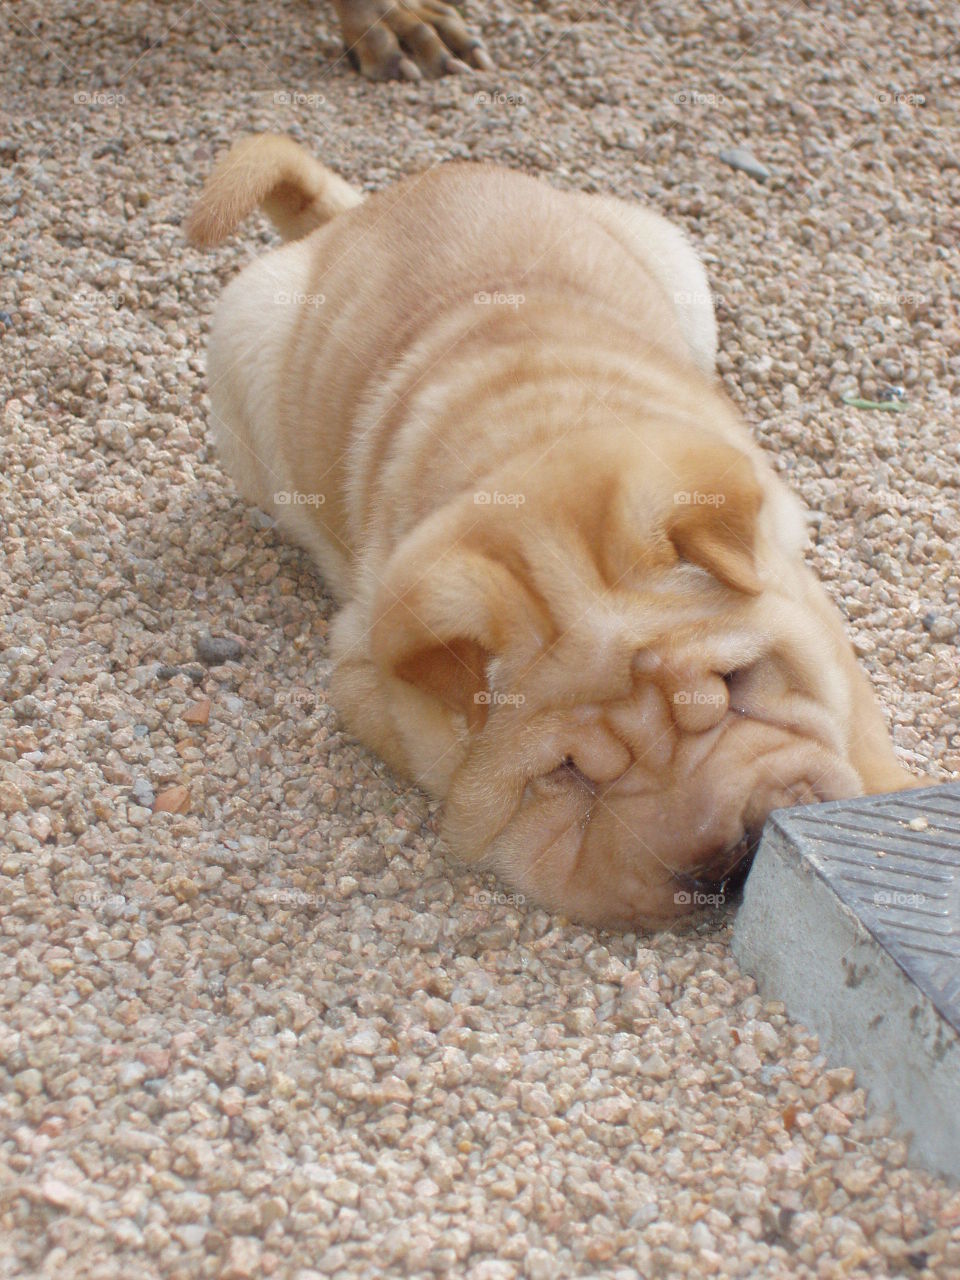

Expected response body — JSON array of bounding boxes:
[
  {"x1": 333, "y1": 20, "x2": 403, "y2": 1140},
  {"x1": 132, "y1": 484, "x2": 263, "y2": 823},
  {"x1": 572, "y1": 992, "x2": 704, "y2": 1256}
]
[{"x1": 333, "y1": 0, "x2": 493, "y2": 80}]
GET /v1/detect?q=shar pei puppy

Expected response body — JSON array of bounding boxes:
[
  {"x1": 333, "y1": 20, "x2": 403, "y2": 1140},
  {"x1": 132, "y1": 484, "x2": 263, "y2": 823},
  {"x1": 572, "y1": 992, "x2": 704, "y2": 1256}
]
[{"x1": 186, "y1": 135, "x2": 919, "y2": 926}]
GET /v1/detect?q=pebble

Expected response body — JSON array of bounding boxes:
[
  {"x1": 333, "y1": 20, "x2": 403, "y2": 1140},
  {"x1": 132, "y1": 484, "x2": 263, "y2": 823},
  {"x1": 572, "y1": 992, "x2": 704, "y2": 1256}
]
[
  {"x1": 221, "y1": 1238, "x2": 263, "y2": 1280},
  {"x1": 195, "y1": 633, "x2": 244, "y2": 664},
  {"x1": 718, "y1": 146, "x2": 772, "y2": 181},
  {"x1": 732, "y1": 1043, "x2": 763, "y2": 1073},
  {"x1": 14, "y1": 1069, "x2": 43, "y2": 1098},
  {"x1": 131, "y1": 777, "x2": 155, "y2": 807},
  {"x1": 345, "y1": 1028, "x2": 381, "y2": 1056}
]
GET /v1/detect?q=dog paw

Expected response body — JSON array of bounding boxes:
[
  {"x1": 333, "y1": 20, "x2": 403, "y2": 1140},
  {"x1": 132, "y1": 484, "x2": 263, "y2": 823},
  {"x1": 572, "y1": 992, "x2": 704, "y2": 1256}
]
[{"x1": 333, "y1": 0, "x2": 494, "y2": 80}]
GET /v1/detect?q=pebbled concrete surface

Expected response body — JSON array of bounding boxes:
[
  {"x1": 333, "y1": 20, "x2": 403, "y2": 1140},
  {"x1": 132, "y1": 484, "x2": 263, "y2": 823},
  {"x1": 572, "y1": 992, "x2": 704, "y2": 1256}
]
[{"x1": 1, "y1": 1, "x2": 959, "y2": 1277}]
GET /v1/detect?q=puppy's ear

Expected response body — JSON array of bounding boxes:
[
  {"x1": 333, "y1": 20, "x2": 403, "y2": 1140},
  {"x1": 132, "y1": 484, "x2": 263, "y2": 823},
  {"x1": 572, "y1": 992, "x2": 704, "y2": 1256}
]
[
  {"x1": 371, "y1": 543, "x2": 539, "y2": 730},
  {"x1": 667, "y1": 444, "x2": 764, "y2": 595}
]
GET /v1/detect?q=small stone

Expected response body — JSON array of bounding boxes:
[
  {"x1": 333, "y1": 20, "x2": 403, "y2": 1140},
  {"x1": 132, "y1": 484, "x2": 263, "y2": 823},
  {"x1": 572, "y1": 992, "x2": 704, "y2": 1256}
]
[
  {"x1": 167, "y1": 873, "x2": 199, "y2": 902},
  {"x1": 591, "y1": 1094, "x2": 632, "y2": 1123},
  {"x1": 325, "y1": 1178, "x2": 359, "y2": 1207},
  {"x1": 639, "y1": 1052, "x2": 671, "y2": 1079},
  {"x1": 0, "y1": 781, "x2": 27, "y2": 815},
  {"x1": 718, "y1": 146, "x2": 772, "y2": 181},
  {"x1": 158, "y1": 1069, "x2": 207, "y2": 1109},
  {"x1": 138, "y1": 1047, "x2": 170, "y2": 1075},
  {"x1": 261, "y1": 1196, "x2": 288, "y2": 1227},
  {"x1": 220, "y1": 1087, "x2": 245, "y2": 1116},
  {"x1": 732, "y1": 1043, "x2": 762, "y2": 1073},
  {"x1": 630, "y1": 1201, "x2": 660, "y2": 1229},
  {"x1": 749, "y1": 1021, "x2": 781, "y2": 1055},
  {"x1": 816, "y1": 1102, "x2": 852, "y2": 1135},
  {"x1": 526, "y1": 1249, "x2": 556, "y2": 1280},
  {"x1": 118, "y1": 1061, "x2": 149, "y2": 1088},
  {"x1": 183, "y1": 698, "x2": 211, "y2": 724},
  {"x1": 40, "y1": 1178, "x2": 87, "y2": 1212},
  {"x1": 564, "y1": 1008, "x2": 594, "y2": 1035},
  {"x1": 928, "y1": 616, "x2": 957, "y2": 642},
  {"x1": 127, "y1": 803, "x2": 152, "y2": 827},
  {"x1": 836, "y1": 1160, "x2": 881, "y2": 1195},
  {"x1": 248, "y1": 508, "x2": 276, "y2": 531},
  {"x1": 131, "y1": 777, "x2": 155, "y2": 807},
  {"x1": 29, "y1": 812, "x2": 52, "y2": 842},
  {"x1": 369, "y1": 1076, "x2": 413, "y2": 1105},
  {"x1": 221, "y1": 1237, "x2": 263, "y2": 1280},
  {"x1": 14, "y1": 1068, "x2": 43, "y2": 1098},
  {"x1": 522, "y1": 1086, "x2": 555, "y2": 1118},
  {"x1": 196, "y1": 634, "x2": 244, "y2": 664},
  {"x1": 96, "y1": 418, "x2": 134, "y2": 452},
  {"x1": 471, "y1": 924, "x2": 516, "y2": 950},
  {"x1": 345, "y1": 1027, "x2": 381, "y2": 1056},
  {"x1": 153, "y1": 785, "x2": 190, "y2": 814}
]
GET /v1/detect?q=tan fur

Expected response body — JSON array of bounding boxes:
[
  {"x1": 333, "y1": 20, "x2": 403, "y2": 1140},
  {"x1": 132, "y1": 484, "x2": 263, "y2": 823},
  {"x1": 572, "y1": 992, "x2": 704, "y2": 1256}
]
[
  {"x1": 188, "y1": 135, "x2": 921, "y2": 928},
  {"x1": 185, "y1": 133, "x2": 362, "y2": 247}
]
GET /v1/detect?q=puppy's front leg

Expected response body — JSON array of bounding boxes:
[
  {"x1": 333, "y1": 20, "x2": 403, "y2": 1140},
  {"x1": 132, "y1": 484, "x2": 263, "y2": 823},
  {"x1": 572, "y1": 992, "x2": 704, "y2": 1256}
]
[
  {"x1": 328, "y1": 601, "x2": 417, "y2": 782},
  {"x1": 331, "y1": 0, "x2": 493, "y2": 79}
]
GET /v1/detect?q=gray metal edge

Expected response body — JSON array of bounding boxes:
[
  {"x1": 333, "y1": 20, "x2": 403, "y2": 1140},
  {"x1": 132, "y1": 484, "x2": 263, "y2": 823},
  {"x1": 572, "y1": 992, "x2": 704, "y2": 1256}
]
[{"x1": 733, "y1": 821, "x2": 960, "y2": 1181}]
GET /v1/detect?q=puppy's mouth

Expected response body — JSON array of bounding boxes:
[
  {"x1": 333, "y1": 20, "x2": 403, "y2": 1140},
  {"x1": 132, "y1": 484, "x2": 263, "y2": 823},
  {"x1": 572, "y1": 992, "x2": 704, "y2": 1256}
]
[
  {"x1": 532, "y1": 756, "x2": 599, "y2": 799},
  {"x1": 673, "y1": 826, "x2": 763, "y2": 901},
  {"x1": 555, "y1": 756, "x2": 597, "y2": 791}
]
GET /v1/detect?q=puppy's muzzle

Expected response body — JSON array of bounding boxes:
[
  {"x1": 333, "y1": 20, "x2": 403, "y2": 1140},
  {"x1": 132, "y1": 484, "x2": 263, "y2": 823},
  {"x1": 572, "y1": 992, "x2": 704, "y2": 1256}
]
[{"x1": 674, "y1": 825, "x2": 763, "y2": 901}]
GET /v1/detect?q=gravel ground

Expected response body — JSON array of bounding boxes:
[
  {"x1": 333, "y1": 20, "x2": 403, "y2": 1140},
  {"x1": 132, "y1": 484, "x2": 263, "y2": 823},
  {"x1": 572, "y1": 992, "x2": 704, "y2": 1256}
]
[{"x1": 2, "y1": 1, "x2": 960, "y2": 1277}]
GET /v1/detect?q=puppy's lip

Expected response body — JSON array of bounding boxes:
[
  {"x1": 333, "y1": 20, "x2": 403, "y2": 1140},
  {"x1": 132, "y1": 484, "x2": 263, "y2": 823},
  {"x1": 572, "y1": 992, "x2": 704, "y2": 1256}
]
[
  {"x1": 717, "y1": 827, "x2": 762, "y2": 892},
  {"x1": 534, "y1": 757, "x2": 598, "y2": 795}
]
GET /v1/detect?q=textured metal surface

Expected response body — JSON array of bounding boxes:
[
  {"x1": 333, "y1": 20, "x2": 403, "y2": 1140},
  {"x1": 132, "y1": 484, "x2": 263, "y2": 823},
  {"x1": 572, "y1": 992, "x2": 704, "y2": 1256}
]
[{"x1": 767, "y1": 783, "x2": 960, "y2": 1030}]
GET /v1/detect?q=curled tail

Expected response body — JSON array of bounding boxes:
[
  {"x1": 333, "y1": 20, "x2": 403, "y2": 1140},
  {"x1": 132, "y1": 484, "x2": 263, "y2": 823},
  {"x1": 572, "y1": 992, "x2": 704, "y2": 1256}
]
[{"x1": 185, "y1": 133, "x2": 363, "y2": 247}]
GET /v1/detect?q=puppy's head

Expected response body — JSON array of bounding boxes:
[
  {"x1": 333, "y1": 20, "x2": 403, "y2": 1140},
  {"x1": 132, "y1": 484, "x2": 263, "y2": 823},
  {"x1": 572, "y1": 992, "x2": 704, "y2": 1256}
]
[{"x1": 363, "y1": 426, "x2": 874, "y2": 927}]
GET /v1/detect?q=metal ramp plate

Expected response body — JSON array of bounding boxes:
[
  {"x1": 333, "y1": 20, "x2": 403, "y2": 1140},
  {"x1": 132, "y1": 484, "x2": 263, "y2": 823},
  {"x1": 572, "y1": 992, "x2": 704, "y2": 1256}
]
[{"x1": 733, "y1": 783, "x2": 960, "y2": 1180}]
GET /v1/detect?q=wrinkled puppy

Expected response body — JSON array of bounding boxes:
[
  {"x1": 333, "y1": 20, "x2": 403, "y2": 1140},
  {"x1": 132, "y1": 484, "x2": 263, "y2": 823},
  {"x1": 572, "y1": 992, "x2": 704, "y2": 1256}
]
[{"x1": 187, "y1": 135, "x2": 919, "y2": 927}]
